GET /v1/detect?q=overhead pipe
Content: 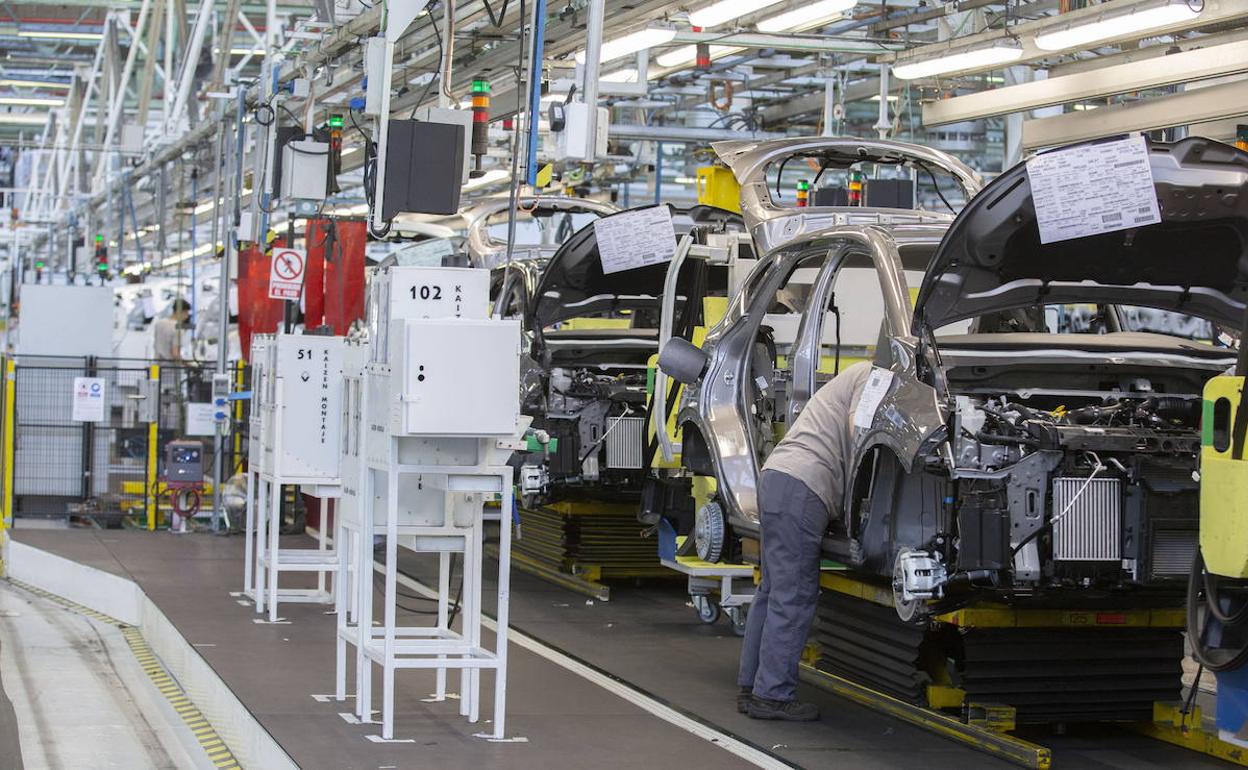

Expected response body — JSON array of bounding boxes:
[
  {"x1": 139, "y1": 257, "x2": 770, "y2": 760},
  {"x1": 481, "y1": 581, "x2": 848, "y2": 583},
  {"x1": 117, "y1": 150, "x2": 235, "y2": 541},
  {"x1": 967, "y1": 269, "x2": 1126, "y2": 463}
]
[{"x1": 582, "y1": 0, "x2": 605, "y2": 162}]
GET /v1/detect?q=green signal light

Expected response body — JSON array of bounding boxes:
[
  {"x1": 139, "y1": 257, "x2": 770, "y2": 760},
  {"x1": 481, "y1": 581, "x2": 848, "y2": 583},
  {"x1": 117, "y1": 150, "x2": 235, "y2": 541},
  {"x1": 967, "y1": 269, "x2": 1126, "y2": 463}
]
[
  {"x1": 328, "y1": 114, "x2": 344, "y2": 128},
  {"x1": 33, "y1": 260, "x2": 44, "y2": 269},
  {"x1": 96, "y1": 262, "x2": 108, "y2": 272},
  {"x1": 796, "y1": 180, "x2": 810, "y2": 191},
  {"x1": 471, "y1": 80, "x2": 490, "y2": 93},
  {"x1": 94, "y1": 234, "x2": 104, "y2": 243}
]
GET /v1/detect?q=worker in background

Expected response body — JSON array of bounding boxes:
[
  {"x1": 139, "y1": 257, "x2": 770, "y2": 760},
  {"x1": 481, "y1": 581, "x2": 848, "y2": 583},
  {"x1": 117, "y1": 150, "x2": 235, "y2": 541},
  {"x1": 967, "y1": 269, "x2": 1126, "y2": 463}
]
[
  {"x1": 153, "y1": 298, "x2": 190, "y2": 361},
  {"x1": 738, "y1": 360, "x2": 873, "y2": 721}
]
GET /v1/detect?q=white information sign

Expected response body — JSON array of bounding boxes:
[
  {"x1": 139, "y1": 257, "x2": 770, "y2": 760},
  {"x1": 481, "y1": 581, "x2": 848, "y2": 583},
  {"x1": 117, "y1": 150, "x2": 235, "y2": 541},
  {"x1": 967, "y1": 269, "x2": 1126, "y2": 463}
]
[
  {"x1": 593, "y1": 206, "x2": 678, "y2": 274},
  {"x1": 268, "y1": 247, "x2": 307, "y2": 300},
  {"x1": 71, "y1": 376, "x2": 106, "y2": 423},
  {"x1": 185, "y1": 402, "x2": 217, "y2": 436},
  {"x1": 1026, "y1": 135, "x2": 1161, "y2": 245},
  {"x1": 853, "y1": 367, "x2": 895, "y2": 431}
]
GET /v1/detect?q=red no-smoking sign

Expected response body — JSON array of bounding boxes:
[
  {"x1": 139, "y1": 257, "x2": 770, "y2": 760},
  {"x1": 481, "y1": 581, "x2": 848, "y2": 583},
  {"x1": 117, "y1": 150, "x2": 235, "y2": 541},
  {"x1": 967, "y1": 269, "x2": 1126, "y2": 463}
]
[{"x1": 269, "y1": 247, "x2": 306, "y2": 300}]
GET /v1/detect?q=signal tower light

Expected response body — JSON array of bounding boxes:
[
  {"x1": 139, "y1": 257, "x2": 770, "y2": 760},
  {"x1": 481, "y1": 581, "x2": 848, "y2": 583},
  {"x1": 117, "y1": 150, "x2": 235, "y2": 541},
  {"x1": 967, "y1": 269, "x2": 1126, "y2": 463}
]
[
  {"x1": 471, "y1": 80, "x2": 490, "y2": 175},
  {"x1": 847, "y1": 170, "x2": 865, "y2": 206},
  {"x1": 795, "y1": 179, "x2": 810, "y2": 208}
]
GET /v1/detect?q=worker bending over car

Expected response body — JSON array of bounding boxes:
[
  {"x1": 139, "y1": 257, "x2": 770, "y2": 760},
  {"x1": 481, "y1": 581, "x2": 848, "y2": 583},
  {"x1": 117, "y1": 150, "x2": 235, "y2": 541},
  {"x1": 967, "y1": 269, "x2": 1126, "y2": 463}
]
[{"x1": 738, "y1": 361, "x2": 872, "y2": 721}]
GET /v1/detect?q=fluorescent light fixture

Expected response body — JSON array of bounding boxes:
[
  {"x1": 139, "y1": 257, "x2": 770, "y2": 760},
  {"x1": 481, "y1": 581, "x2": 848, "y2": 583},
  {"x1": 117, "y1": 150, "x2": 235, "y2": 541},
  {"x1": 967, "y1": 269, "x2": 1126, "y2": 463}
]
[
  {"x1": 892, "y1": 40, "x2": 1024, "y2": 80},
  {"x1": 1072, "y1": 103, "x2": 1100, "y2": 111},
  {"x1": 229, "y1": 48, "x2": 266, "y2": 56},
  {"x1": 869, "y1": 94, "x2": 900, "y2": 102},
  {"x1": 1034, "y1": 0, "x2": 1203, "y2": 51},
  {"x1": 757, "y1": 0, "x2": 856, "y2": 32},
  {"x1": 0, "y1": 95, "x2": 63, "y2": 106},
  {"x1": 655, "y1": 44, "x2": 744, "y2": 69},
  {"x1": 602, "y1": 68, "x2": 638, "y2": 83},
  {"x1": 0, "y1": 113, "x2": 49, "y2": 125},
  {"x1": 463, "y1": 168, "x2": 510, "y2": 191},
  {"x1": 17, "y1": 29, "x2": 102, "y2": 40},
  {"x1": 688, "y1": 0, "x2": 784, "y2": 28},
  {"x1": 575, "y1": 27, "x2": 676, "y2": 65},
  {"x1": 0, "y1": 78, "x2": 71, "y2": 90},
  {"x1": 674, "y1": 176, "x2": 697, "y2": 184}
]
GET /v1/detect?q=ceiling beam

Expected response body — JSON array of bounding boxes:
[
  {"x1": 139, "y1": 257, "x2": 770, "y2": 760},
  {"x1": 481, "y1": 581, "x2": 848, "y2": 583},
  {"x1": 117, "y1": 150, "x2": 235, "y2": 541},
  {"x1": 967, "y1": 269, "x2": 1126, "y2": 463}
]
[
  {"x1": 1021, "y1": 78, "x2": 1248, "y2": 149},
  {"x1": 884, "y1": 0, "x2": 1248, "y2": 77},
  {"x1": 923, "y1": 39, "x2": 1248, "y2": 126}
]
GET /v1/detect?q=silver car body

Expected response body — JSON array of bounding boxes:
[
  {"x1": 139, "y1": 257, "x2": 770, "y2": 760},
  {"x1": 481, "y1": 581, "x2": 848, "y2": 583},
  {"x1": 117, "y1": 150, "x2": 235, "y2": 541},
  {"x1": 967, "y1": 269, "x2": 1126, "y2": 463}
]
[
  {"x1": 462, "y1": 195, "x2": 618, "y2": 269},
  {"x1": 672, "y1": 138, "x2": 984, "y2": 533}
]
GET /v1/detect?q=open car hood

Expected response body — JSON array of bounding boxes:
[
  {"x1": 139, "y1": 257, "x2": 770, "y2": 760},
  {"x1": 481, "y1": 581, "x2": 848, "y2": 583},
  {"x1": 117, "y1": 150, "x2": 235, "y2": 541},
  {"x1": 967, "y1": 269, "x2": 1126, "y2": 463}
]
[
  {"x1": 530, "y1": 207, "x2": 701, "y2": 330},
  {"x1": 913, "y1": 136, "x2": 1248, "y2": 334}
]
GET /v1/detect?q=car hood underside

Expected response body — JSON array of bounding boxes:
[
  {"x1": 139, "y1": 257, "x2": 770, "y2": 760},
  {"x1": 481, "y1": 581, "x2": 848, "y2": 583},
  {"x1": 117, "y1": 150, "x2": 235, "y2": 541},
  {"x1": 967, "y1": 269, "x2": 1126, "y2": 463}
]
[{"x1": 913, "y1": 137, "x2": 1248, "y2": 333}]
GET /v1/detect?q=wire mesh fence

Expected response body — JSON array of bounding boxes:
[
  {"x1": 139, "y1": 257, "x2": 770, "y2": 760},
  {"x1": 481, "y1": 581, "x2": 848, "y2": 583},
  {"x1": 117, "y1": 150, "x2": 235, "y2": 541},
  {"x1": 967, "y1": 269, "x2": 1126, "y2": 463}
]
[{"x1": 2, "y1": 354, "x2": 248, "y2": 526}]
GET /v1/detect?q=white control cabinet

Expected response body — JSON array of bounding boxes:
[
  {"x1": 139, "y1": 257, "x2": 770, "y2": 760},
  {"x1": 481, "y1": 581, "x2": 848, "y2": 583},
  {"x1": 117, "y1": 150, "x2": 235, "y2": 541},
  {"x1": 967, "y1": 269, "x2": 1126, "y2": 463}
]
[
  {"x1": 367, "y1": 318, "x2": 520, "y2": 440},
  {"x1": 259, "y1": 334, "x2": 345, "y2": 481}
]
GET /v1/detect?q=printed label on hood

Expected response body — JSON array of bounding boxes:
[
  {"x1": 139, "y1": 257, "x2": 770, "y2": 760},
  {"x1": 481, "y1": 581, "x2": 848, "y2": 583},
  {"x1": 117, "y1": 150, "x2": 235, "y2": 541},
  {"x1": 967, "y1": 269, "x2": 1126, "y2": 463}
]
[{"x1": 1027, "y1": 135, "x2": 1161, "y2": 245}]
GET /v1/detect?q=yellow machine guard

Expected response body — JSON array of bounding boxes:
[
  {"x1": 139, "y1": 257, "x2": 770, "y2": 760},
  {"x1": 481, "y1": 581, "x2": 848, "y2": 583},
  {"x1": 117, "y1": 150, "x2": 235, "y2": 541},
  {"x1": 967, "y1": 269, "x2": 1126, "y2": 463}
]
[{"x1": 1201, "y1": 375, "x2": 1248, "y2": 578}]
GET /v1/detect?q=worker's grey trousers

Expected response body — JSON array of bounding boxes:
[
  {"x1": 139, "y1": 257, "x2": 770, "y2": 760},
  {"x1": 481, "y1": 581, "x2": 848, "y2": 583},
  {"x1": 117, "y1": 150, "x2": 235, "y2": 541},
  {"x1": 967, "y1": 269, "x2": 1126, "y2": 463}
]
[{"x1": 737, "y1": 470, "x2": 830, "y2": 702}]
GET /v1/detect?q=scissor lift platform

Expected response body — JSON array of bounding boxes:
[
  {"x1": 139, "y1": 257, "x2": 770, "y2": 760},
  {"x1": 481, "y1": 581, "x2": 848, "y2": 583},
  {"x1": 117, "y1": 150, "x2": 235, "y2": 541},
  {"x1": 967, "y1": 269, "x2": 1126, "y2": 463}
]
[{"x1": 812, "y1": 570, "x2": 1248, "y2": 769}]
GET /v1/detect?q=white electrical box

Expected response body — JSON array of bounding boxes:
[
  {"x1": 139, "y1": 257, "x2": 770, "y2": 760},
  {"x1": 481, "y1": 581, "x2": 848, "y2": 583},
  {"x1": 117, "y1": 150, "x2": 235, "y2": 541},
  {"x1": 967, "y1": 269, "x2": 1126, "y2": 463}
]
[
  {"x1": 256, "y1": 333, "x2": 345, "y2": 481},
  {"x1": 556, "y1": 102, "x2": 609, "y2": 162},
  {"x1": 120, "y1": 123, "x2": 145, "y2": 154},
  {"x1": 364, "y1": 37, "x2": 387, "y2": 116},
  {"x1": 413, "y1": 108, "x2": 474, "y2": 182},
  {"x1": 237, "y1": 211, "x2": 257, "y2": 243},
  {"x1": 338, "y1": 337, "x2": 369, "y2": 525},
  {"x1": 367, "y1": 317, "x2": 520, "y2": 438},
  {"x1": 280, "y1": 140, "x2": 330, "y2": 201}
]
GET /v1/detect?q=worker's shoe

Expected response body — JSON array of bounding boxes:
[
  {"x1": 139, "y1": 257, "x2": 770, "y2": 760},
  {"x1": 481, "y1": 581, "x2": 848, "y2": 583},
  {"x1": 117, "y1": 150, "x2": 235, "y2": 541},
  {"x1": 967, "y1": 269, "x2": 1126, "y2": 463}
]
[
  {"x1": 737, "y1": 687, "x2": 752, "y2": 714},
  {"x1": 747, "y1": 696, "x2": 820, "y2": 722}
]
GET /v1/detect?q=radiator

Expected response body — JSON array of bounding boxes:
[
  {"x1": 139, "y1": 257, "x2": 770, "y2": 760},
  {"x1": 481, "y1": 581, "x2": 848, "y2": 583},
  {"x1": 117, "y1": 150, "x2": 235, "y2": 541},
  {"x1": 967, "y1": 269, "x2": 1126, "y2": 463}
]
[
  {"x1": 1151, "y1": 528, "x2": 1198, "y2": 578},
  {"x1": 605, "y1": 416, "x2": 645, "y2": 470},
  {"x1": 1052, "y1": 477, "x2": 1122, "y2": 561}
]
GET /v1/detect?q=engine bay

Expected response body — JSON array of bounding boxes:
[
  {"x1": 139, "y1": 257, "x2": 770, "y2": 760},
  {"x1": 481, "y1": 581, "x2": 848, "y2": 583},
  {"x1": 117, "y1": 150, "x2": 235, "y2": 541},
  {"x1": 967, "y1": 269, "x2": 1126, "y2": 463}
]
[{"x1": 895, "y1": 362, "x2": 1210, "y2": 614}]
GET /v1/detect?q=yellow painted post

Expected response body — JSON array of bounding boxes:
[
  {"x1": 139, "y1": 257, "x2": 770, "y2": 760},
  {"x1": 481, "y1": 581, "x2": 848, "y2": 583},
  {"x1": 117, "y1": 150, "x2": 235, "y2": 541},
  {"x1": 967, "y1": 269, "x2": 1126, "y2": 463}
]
[
  {"x1": 146, "y1": 364, "x2": 160, "y2": 531},
  {"x1": 1, "y1": 358, "x2": 14, "y2": 575},
  {"x1": 233, "y1": 363, "x2": 244, "y2": 473}
]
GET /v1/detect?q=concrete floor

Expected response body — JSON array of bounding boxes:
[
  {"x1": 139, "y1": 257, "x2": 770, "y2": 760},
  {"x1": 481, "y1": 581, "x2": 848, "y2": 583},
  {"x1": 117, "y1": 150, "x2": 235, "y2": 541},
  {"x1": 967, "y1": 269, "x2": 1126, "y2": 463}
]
[{"x1": 10, "y1": 527, "x2": 1233, "y2": 770}]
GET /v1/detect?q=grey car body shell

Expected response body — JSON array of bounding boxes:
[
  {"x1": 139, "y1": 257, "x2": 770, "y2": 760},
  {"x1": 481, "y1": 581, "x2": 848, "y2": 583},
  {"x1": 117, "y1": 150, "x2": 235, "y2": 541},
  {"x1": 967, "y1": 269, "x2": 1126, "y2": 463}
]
[
  {"x1": 673, "y1": 137, "x2": 982, "y2": 533},
  {"x1": 463, "y1": 195, "x2": 618, "y2": 269}
]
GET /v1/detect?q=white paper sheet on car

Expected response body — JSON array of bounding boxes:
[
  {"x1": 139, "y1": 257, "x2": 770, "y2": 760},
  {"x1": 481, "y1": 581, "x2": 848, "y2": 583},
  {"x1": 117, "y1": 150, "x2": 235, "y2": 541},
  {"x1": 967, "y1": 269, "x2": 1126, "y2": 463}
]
[
  {"x1": 594, "y1": 205, "x2": 677, "y2": 274},
  {"x1": 1026, "y1": 135, "x2": 1161, "y2": 245},
  {"x1": 853, "y1": 367, "x2": 895, "y2": 430}
]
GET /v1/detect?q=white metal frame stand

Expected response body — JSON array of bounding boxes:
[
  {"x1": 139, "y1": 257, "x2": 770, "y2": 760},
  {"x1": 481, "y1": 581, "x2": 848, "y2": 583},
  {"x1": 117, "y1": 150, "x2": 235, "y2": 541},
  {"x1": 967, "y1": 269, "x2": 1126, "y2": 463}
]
[
  {"x1": 350, "y1": 439, "x2": 514, "y2": 740},
  {"x1": 252, "y1": 388, "x2": 341, "y2": 621}
]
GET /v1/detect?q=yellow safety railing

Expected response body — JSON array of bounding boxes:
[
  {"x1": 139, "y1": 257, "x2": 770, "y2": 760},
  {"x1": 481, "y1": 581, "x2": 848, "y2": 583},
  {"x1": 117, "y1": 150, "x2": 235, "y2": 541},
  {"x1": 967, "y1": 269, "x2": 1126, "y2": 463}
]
[
  {"x1": 146, "y1": 363, "x2": 160, "y2": 531},
  {"x1": 1, "y1": 358, "x2": 14, "y2": 575}
]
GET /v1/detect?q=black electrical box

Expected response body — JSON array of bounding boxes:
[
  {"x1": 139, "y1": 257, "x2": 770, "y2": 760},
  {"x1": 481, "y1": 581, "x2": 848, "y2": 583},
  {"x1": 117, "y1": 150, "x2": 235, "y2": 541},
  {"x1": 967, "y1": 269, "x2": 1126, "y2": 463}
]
[
  {"x1": 865, "y1": 178, "x2": 915, "y2": 209},
  {"x1": 382, "y1": 119, "x2": 465, "y2": 218},
  {"x1": 812, "y1": 186, "x2": 849, "y2": 206}
]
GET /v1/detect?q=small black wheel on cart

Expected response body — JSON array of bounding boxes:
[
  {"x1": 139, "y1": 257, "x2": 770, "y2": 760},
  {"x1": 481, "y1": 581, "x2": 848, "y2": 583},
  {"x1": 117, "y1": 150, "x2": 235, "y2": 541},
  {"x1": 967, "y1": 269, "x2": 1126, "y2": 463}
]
[
  {"x1": 693, "y1": 595, "x2": 721, "y2": 624},
  {"x1": 728, "y1": 606, "x2": 748, "y2": 636}
]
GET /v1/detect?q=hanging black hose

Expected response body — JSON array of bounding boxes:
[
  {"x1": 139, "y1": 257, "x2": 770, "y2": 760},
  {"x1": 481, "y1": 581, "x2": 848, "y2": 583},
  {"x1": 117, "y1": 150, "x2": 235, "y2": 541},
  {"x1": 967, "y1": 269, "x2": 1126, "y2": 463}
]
[{"x1": 1187, "y1": 550, "x2": 1248, "y2": 672}]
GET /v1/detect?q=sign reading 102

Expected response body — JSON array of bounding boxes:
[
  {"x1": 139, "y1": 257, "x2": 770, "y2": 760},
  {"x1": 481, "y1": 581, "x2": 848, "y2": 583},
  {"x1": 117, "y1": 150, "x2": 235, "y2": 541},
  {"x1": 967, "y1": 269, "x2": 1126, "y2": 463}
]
[{"x1": 410, "y1": 285, "x2": 443, "y2": 301}]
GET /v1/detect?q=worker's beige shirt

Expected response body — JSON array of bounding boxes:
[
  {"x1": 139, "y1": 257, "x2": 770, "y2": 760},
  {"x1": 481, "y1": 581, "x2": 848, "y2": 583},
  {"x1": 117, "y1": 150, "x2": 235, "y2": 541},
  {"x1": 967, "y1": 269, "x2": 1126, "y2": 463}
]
[
  {"x1": 762, "y1": 361, "x2": 872, "y2": 517},
  {"x1": 153, "y1": 317, "x2": 180, "y2": 361}
]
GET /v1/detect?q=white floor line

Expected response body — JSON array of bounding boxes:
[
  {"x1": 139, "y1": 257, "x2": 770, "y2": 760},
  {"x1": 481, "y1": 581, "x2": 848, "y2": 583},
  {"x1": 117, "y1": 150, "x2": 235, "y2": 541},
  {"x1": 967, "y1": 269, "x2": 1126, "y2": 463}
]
[{"x1": 386, "y1": 564, "x2": 792, "y2": 770}]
